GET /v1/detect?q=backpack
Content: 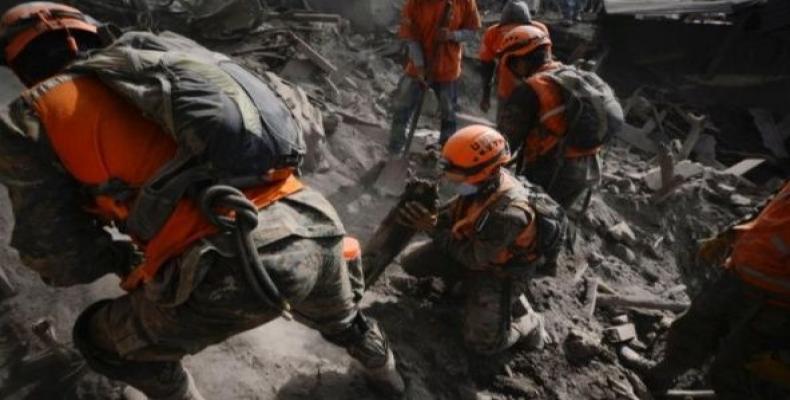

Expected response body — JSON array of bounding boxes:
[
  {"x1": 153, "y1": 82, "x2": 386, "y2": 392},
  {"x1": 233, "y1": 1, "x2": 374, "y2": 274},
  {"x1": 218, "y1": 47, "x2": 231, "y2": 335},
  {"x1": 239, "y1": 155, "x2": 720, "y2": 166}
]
[
  {"x1": 515, "y1": 176, "x2": 568, "y2": 266},
  {"x1": 542, "y1": 65, "x2": 624, "y2": 149},
  {"x1": 67, "y1": 31, "x2": 306, "y2": 240}
]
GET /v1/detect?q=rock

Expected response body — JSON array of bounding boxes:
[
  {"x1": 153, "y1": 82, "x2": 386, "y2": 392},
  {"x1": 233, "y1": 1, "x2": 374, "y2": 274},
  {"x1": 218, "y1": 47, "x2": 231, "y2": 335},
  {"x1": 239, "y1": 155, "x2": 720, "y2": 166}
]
[
  {"x1": 608, "y1": 222, "x2": 636, "y2": 244},
  {"x1": 611, "y1": 314, "x2": 629, "y2": 325},
  {"x1": 604, "y1": 324, "x2": 637, "y2": 344},
  {"x1": 564, "y1": 329, "x2": 606, "y2": 365},
  {"x1": 729, "y1": 194, "x2": 752, "y2": 206},
  {"x1": 643, "y1": 160, "x2": 705, "y2": 191},
  {"x1": 613, "y1": 244, "x2": 637, "y2": 264},
  {"x1": 493, "y1": 375, "x2": 540, "y2": 398}
]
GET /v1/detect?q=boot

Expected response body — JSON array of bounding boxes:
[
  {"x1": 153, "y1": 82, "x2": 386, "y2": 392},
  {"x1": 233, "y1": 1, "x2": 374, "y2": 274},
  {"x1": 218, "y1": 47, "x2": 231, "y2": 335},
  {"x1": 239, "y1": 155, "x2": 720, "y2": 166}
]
[
  {"x1": 362, "y1": 348, "x2": 406, "y2": 397},
  {"x1": 515, "y1": 312, "x2": 548, "y2": 351},
  {"x1": 123, "y1": 370, "x2": 206, "y2": 400}
]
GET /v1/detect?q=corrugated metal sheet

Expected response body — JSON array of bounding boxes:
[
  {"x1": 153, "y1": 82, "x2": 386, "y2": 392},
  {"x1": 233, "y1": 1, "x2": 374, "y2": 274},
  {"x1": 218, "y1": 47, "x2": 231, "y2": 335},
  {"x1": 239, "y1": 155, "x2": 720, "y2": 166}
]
[{"x1": 604, "y1": 0, "x2": 762, "y2": 15}]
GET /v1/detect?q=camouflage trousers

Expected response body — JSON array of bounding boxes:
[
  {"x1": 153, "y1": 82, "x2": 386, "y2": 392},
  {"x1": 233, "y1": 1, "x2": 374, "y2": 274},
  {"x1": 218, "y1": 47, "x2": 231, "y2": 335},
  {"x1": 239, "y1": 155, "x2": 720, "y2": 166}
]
[
  {"x1": 522, "y1": 153, "x2": 601, "y2": 210},
  {"x1": 648, "y1": 272, "x2": 790, "y2": 399},
  {"x1": 400, "y1": 241, "x2": 541, "y2": 355},
  {"x1": 73, "y1": 235, "x2": 388, "y2": 399}
]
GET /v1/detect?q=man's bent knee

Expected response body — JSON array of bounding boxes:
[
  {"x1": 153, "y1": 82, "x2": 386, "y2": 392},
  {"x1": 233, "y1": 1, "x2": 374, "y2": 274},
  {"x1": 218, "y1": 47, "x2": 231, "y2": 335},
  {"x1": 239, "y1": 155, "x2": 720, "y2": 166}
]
[{"x1": 73, "y1": 300, "x2": 189, "y2": 399}]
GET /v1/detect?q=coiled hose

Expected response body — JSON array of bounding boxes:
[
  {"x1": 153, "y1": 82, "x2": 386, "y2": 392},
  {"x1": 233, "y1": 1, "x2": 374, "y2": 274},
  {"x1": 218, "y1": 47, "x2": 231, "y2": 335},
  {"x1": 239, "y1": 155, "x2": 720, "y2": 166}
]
[{"x1": 198, "y1": 185, "x2": 292, "y2": 318}]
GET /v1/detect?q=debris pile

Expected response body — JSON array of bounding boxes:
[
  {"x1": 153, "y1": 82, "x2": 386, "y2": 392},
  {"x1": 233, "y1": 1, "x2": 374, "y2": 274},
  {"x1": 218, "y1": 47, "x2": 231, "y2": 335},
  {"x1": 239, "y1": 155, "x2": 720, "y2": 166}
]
[{"x1": 0, "y1": 1, "x2": 786, "y2": 399}]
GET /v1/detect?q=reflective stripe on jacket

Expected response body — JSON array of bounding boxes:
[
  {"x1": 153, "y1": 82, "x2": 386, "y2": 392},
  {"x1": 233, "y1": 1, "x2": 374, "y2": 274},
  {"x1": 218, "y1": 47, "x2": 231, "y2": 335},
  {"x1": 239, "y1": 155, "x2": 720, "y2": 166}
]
[
  {"x1": 27, "y1": 75, "x2": 303, "y2": 290},
  {"x1": 729, "y1": 182, "x2": 790, "y2": 303}
]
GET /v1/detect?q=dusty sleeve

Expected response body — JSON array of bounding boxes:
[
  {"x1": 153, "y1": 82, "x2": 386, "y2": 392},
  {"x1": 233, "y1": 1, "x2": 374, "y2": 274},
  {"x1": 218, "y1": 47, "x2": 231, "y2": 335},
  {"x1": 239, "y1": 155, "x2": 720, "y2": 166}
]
[
  {"x1": 497, "y1": 83, "x2": 539, "y2": 151},
  {"x1": 433, "y1": 202, "x2": 530, "y2": 270},
  {"x1": 0, "y1": 99, "x2": 136, "y2": 286},
  {"x1": 461, "y1": 0, "x2": 483, "y2": 30},
  {"x1": 398, "y1": 0, "x2": 419, "y2": 41},
  {"x1": 478, "y1": 28, "x2": 498, "y2": 62}
]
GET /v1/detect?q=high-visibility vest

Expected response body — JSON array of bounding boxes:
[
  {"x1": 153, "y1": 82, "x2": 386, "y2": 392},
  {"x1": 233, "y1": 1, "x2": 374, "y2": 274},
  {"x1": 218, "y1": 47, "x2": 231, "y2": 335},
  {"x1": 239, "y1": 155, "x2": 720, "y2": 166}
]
[
  {"x1": 728, "y1": 182, "x2": 790, "y2": 305},
  {"x1": 522, "y1": 63, "x2": 600, "y2": 163},
  {"x1": 27, "y1": 75, "x2": 304, "y2": 290},
  {"x1": 450, "y1": 173, "x2": 539, "y2": 268}
]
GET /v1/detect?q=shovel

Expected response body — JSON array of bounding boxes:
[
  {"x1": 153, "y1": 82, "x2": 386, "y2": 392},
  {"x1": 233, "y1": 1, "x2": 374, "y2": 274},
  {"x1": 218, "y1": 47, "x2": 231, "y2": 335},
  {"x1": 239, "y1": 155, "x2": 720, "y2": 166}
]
[
  {"x1": 374, "y1": 0, "x2": 453, "y2": 197},
  {"x1": 374, "y1": 84, "x2": 429, "y2": 197}
]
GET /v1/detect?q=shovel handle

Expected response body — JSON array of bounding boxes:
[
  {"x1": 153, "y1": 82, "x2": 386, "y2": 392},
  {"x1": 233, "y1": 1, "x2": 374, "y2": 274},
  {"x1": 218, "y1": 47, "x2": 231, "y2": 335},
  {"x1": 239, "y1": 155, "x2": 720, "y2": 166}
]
[{"x1": 401, "y1": 85, "x2": 429, "y2": 157}]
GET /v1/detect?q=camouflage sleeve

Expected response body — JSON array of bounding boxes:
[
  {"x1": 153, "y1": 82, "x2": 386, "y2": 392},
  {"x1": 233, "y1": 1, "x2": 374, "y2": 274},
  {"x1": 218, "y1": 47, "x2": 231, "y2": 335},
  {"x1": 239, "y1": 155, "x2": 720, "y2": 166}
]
[
  {"x1": 0, "y1": 98, "x2": 134, "y2": 286},
  {"x1": 433, "y1": 200, "x2": 531, "y2": 270},
  {"x1": 497, "y1": 83, "x2": 539, "y2": 150}
]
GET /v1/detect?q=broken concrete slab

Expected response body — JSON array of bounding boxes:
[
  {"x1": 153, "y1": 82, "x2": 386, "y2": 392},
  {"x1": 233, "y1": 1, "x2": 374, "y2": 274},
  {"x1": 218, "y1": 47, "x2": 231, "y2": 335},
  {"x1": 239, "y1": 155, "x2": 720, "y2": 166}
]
[
  {"x1": 604, "y1": 323, "x2": 637, "y2": 343},
  {"x1": 644, "y1": 160, "x2": 705, "y2": 191},
  {"x1": 616, "y1": 121, "x2": 657, "y2": 154},
  {"x1": 723, "y1": 158, "x2": 766, "y2": 177},
  {"x1": 608, "y1": 222, "x2": 637, "y2": 244}
]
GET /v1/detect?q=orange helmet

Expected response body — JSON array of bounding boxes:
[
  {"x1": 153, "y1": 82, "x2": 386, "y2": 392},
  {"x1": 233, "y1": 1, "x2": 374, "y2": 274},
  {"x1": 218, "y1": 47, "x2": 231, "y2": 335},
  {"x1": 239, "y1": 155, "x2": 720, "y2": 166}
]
[
  {"x1": 497, "y1": 25, "x2": 551, "y2": 69},
  {"x1": 0, "y1": 2, "x2": 99, "y2": 66},
  {"x1": 441, "y1": 125, "x2": 510, "y2": 184}
]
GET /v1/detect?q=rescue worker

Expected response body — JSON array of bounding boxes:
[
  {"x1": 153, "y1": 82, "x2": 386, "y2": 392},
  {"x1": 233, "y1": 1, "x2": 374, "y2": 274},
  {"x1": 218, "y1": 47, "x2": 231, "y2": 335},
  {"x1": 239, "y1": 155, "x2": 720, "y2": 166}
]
[
  {"x1": 645, "y1": 181, "x2": 790, "y2": 399},
  {"x1": 496, "y1": 25, "x2": 613, "y2": 210},
  {"x1": 389, "y1": 0, "x2": 482, "y2": 154},
  {"x1": 0, "y1": 3, "x2": 404, "y2": 399},
  {"x1": 478, "y1": 0, "x2": 547, "y2": 116},
  {"x1": 396, "y1": 125, "x2": 567, "y2": 355}
]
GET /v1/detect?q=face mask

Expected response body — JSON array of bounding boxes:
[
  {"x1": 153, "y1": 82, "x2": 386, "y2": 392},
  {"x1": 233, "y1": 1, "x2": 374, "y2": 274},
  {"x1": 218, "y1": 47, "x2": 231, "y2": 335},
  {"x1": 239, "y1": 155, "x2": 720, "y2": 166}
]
[{"x1": 454, "y1": 182, "x2": 479, "y2": 197}]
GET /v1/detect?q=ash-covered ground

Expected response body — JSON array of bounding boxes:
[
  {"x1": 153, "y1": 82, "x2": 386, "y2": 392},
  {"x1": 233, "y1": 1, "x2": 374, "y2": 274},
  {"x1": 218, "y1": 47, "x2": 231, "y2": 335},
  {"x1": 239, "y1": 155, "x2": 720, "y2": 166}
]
[{"x1": 0, "y1": 2, "x2": 785, "y2": 400}]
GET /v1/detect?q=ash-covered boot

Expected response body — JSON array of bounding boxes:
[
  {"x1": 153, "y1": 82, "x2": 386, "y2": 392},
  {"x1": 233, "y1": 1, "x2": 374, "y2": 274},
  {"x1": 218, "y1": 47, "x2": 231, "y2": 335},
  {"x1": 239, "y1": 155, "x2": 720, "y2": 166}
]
[
  {"x1": 362, "y1": 348, "x2": 406, "y2": 397},
  {"x1": 123, "y1": 370, "x2": 205, "y2": 400}
]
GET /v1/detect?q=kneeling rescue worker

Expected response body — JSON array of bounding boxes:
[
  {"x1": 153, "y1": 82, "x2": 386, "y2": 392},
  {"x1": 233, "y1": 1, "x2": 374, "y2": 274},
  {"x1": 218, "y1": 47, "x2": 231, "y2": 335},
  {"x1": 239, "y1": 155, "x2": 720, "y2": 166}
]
[
  {"x1": 0, "y1": 2, "x2": 404, "y2": 399},
  {"x1": 396, "y1": 125, "x2": 567, "y2": 354},
  {"x1": 645, "y1": 181, "x2": 790, "y2": 399}
]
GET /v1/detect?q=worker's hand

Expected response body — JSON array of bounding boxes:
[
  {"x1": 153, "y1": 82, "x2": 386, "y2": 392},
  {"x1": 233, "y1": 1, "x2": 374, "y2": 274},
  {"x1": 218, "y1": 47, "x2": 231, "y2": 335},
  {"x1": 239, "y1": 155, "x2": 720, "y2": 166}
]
[
  {"x1": 438, "y1": 28, "x2": 454, "y2": 42},
  {"x1": 396, "y1": 201, "x2": 437, "y2": 232},
  {"x1": 480, "y1": 97, "x2": 491, "y2": 113},
  {"x1": 696, "y1": 230, "x2": 736, "y2": 265}
]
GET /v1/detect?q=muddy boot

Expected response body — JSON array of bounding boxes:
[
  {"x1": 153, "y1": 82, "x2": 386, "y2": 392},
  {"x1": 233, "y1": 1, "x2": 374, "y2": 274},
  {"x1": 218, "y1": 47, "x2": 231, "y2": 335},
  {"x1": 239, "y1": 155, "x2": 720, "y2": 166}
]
[
  {"x1": 123, "y1": 370, "x2": 205, "y2": 400},
  {"x1": 362, "y1": 348, "x2": 406, "y2": 397},
  {"x1": 515, "y1": 312, "x2": 548, "y2": 351}
]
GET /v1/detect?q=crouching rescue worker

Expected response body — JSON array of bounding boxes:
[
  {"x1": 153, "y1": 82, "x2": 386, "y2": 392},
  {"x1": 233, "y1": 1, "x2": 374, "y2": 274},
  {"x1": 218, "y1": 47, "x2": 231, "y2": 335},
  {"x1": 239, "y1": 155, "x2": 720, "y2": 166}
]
[
  {"x1": 0, "y1": 3, "x2": 404, "y2": 399},
  {"x1": 389, "y1": 0, "x2": 481, "y2": 153},
  {"x1": 645, "y1": 181, "x2": 790, "y2": 399},
  {"x1": 496, "y1": 26, "x2": 623, "y2": 210},
  {"x1": 478, "y1": 0, "x2": 546, "y2": 116},
  {"x1": 396, "y1": 125, "x2": 567, "y2": 354}
]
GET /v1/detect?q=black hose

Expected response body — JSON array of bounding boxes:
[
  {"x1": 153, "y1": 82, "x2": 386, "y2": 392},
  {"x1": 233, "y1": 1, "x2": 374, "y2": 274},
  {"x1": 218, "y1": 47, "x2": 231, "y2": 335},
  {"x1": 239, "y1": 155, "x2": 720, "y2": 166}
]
[{"x1": 198, "y1": 185, "x2": 291, "y2": 314}]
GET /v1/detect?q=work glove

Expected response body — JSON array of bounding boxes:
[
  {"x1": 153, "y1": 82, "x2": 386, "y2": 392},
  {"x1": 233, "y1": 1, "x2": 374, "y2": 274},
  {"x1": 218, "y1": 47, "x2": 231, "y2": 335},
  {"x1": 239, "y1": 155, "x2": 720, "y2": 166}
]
[
  {"x1": 696, "y1": 230, "x2": 736, "y2": 265},
  {"x1": 396, "y1": 201, "x2": 437, "y2": 233}
]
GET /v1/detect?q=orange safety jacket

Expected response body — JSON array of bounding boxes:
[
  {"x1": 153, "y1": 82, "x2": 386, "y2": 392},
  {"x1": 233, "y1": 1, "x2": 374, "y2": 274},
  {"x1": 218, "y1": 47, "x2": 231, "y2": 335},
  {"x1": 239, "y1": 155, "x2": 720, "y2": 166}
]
[
  {"x1": 480, "y1": 21, "x2": 548, "y2": 100},
  {"x1": 399, "y1": 0, "x2": 481, "y2": 82},
  {"x1": 450, "y1": 172, "x2": 539, "y2": 267},
  {"x1": 522, "y1": 62, "x2": 601, "y2": 163},
  {"x1": 28, "y1": 75, "x2": 304, "y2": 291},
  {"x1": 727, "y1": 182, "x2": 790, "y2": 306}
]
